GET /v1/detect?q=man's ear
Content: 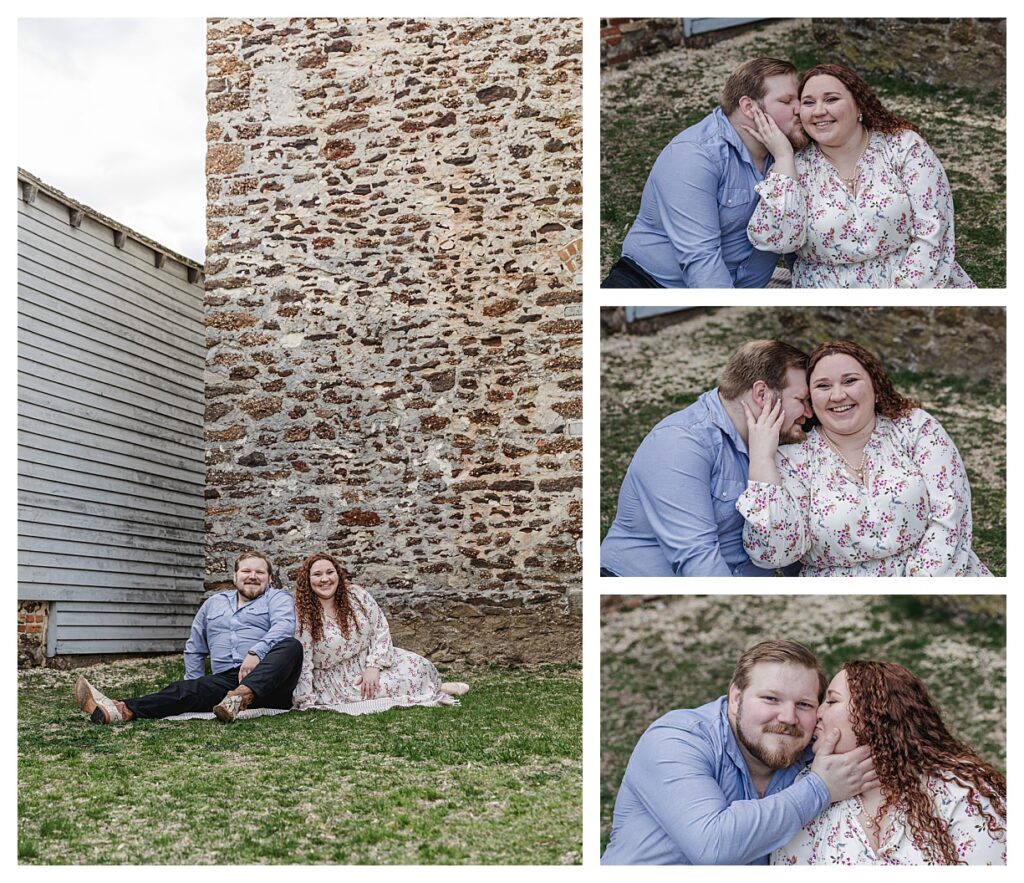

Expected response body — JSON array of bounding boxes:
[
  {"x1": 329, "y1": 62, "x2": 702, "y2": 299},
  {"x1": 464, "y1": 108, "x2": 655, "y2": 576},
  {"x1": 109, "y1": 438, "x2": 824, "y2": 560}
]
[
  {"x1": 750, "y1": 380, "x2": 768, "y2": 407},
  {"x1": 737, "y1": 96, "x2": 757, "y2": 118},
  {"x1": 727, "y1": 682, "x2": 741, "y2": 715}
]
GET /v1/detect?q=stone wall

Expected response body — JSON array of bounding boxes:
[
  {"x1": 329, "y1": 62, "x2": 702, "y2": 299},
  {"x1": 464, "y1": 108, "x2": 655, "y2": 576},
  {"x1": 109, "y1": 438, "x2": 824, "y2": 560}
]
[
  {"x1": 205, "y1": 18, "x2": 582, "y2": 664},
  {"x1": 811, "y1": 18, "x2": 1006, "y2": 95},
  {"x1": 18, "y1": 601, "x2": 48, "y2": 668},
  {"x1": 600, "y1": 19, "x2": 684, "y2": 67}
]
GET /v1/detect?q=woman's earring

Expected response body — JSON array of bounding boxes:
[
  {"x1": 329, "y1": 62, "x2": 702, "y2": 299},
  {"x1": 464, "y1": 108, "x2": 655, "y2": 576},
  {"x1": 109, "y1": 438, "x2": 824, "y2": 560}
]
[{"x1": 858, "y1": 113, "x2": 863, "y2": 122}]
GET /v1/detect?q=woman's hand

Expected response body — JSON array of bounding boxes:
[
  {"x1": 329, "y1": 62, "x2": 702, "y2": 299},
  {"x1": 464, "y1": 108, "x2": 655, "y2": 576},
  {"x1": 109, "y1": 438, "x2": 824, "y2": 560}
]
[
  {"x1": 741, "y1": 394, "x2": 784, "y2": 485},
  {"x1": 358, "y1": 666, "x2": 381, "y2": 700},
  {"x1": 741, "y1": 106, "x2": 798, "y2": 179}
]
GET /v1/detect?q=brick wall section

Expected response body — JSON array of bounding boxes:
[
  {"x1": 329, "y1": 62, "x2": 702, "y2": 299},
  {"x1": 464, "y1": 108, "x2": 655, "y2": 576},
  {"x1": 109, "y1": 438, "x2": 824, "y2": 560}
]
[
  {"x1": 205, "y1": 18, "x2": 582, "y2": 664},
  {"x1": 18, "y1": 601, "x2": 48, "y2": 667},
  {"x1": 600, "y1": 18, "x2": 684, "y2": 67}
]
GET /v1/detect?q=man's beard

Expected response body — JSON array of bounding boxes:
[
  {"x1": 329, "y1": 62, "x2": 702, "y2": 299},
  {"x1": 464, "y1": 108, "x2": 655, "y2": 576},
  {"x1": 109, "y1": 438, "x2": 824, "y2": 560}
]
[
  {"x1": 236, "y1": 581, "x2": 267, "y2": 601},
  {"x1": 786, "y1": 124, "x2": 810, "y2": 151},
  {"x1": 779, "y1": 422, "x2": 807, "y2": 444},
  {"x1": 734, "y1": 695, "x2": 807, "y2": 770}
]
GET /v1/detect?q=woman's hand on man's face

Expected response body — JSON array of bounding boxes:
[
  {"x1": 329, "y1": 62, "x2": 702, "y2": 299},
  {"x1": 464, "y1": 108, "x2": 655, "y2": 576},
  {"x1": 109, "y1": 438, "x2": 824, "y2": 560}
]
[
  {"x1": 742, "y1": 394, "x2": 784, "y2": 464},
  {"x1": 741, "y1": 105, "x2": 796, "y2": 167}
]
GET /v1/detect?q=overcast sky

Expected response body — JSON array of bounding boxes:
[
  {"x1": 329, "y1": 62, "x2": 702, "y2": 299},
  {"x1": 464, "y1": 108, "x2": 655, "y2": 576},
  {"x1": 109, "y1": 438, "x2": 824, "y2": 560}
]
[{"x1": 18, "y1": 18, "x2": 206, "y2": 262}]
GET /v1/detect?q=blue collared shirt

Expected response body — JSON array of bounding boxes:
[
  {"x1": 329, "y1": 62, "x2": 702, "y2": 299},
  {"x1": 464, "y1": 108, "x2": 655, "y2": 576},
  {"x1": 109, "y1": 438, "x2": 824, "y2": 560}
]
[
  {"x1": 602, "y1": 698, "x2": 829, "y2": 865},
  {"x1": 621, "y1": 107, "x2": 780, "y2": 288},
  {"x1": 601, "y1": 388, "x2": 783, "y2": 577},
  {"x1": 183, "y1": 587, "x2": 296, "y2": 679}
]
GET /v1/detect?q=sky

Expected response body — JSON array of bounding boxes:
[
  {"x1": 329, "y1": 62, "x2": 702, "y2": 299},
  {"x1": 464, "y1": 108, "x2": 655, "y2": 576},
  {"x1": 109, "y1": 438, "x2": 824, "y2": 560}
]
[{"x1": 18, "y1": 18, "x2": 206, "y2": 262}]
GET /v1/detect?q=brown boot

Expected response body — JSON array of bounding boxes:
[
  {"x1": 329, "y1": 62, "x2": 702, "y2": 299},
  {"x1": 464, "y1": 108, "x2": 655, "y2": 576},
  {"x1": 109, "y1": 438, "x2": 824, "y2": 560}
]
[
  {"x1": 212, "y1": 685, "x2": 254, "y2": 722},
  {"x1": 74, "y1": 676, "x2": 133, "y2": 723}
]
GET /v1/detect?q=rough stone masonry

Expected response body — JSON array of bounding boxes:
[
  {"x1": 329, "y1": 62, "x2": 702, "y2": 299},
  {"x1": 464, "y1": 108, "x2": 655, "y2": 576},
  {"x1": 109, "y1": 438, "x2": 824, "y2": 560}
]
[{"x1": 205, "y1": 18, "x2": 582, "y2": 664}]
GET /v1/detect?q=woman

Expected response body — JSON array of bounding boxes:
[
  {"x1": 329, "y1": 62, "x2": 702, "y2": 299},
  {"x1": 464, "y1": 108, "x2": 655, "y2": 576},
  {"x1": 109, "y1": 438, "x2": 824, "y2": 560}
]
[
  {"x1": 774, "y1": 661, "x2": 1006, "y2": 864},
  {"x1": 291, "y1": 551, "x2": 468, "y2": 713},
  {"x1": 744, "y1": 63, "x2": 975, "y2": 288},
  {"x1": 737, "y1": 340, "x2": 991, "y2": 576}
]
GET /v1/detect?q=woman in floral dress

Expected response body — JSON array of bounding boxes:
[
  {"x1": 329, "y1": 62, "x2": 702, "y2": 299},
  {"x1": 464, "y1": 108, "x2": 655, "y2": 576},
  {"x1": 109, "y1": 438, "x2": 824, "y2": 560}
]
[
  {"x1": 744, "y1": 64, "x2": 975, "y2": 288},
  {"x1": 772, "y1": 661, "x2": 1005, "y2": 865},
  {"x1": 291, "y1": 551, "x2": 468, "y2": 713},
  {"x1": 737, "y1": 340, "x2": 991, "y2": 576}
]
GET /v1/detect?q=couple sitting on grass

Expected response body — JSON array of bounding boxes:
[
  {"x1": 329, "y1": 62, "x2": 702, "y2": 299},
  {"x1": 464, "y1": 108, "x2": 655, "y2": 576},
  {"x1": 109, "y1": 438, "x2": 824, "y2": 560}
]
[{"x1": 74, "y1": 550, "x2": 468, "y2": 724}]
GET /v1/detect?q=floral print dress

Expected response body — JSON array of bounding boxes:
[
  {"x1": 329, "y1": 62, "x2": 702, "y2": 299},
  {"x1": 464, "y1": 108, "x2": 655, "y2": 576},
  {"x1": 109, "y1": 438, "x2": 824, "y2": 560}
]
[
  {"x1": 736, "y1": 409, "x2": 991, "y2": 576},
  {"x1": 772, "y1": 770, "x2": 1006, "y2": 865},
  {"x1": 292, "y1": 585, "x2": 456, "y2": 714},
  {"x1": 747, "y1": 130, "x2": 975, "y2": 288}
]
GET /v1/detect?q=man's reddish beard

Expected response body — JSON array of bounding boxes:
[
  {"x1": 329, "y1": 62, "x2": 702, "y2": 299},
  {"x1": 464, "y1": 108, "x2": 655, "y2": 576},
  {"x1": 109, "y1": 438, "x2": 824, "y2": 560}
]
[{"x1": 787, "y1": 124, "x2": 810, "y2": 151}]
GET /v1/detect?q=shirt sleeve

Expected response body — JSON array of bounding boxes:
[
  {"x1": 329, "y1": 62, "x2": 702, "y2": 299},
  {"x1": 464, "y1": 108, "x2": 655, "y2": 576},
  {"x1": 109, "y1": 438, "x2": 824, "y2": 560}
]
[
  {"x1": 631, "y1": 724, "x2": 830, "y2": 865},
  {"x1": 902, "y1": 411, "x2": 990, "y2": 576},
  {"x1": 246, "y1": 590, "x2": 297, "y2": 660},
  {"x1": 359, "y1": 589, "x2": 396, "y2": 670},
  {"x1": 748, "y1": 171, "x2": 808, "y2": 253},
  {"x1": 183, "y1": 600, "x2": 210, "y2": 680},
  {"x1": 650, "y1": 142, "x2": 737, "y2": 287},
  {"x1": 291, "y1": 624, "x2": 315, "y2": 709},
  {"x1": 631, "y1": 429, "x2": 734, "y2": 576},
  {"x1": 890, "y1": 132, "x2": 970, "y2": 288},
  {"x1": 737, "y1": 451, "x2": 812, "y2": 568}
]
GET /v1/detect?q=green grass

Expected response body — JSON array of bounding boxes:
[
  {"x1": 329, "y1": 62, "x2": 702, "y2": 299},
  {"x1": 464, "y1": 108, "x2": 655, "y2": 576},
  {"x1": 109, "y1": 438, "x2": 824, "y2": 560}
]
[
  {"x1": 601, "y1": 19, "x2": 1006, "y2": 286},
  {"x1": 600, "y1": 595, "x2": 1006, "y2": 853},
  {"x1": 19, "y1": 661, "x2": 581, "y2": 865}
]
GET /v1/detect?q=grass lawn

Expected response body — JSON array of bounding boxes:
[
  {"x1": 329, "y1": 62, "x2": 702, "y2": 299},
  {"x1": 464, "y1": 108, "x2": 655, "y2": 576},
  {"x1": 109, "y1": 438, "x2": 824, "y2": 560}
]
[
  {"x1": 19, "y1": 659, "x2": 581, "y2": 865},
  {"x1": 600, "y1": 594, "x2": 1006, "y2": 853},
  {"x1": 600, "y1": 307, "x2": 1006, "y2": 575},
  {"x1": 601, "y1": 18, "x2": 1006, "y2": 287}
]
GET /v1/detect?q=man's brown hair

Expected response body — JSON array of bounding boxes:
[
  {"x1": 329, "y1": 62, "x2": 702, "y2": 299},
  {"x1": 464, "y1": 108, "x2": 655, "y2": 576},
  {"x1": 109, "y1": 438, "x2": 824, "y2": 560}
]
[
  {"x1": 718, "y1": 339, "x2": 809, "y2": 400},
  {"x1": 730, "y1": 639, "x2": 827, "y2": 702},
  {"x1": 721, "y1": 57, "x2": 798, "y2": 115}
]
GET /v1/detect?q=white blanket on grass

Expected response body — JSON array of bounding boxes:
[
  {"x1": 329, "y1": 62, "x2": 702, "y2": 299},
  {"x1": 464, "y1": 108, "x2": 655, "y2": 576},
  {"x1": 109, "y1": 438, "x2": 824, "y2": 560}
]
[{"x1": 163, "y1": 696, "x2": 459, "y2": 720}]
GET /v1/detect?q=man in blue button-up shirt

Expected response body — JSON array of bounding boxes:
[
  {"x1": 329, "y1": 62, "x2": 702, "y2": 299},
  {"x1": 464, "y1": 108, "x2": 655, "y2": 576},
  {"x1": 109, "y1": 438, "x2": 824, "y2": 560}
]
[
  {"x1": 602, "y1": 641, "x2": 878, "y2": 865},
  {"x1": 601, "y1": 340, "x2": 812, "y2": 576},
  {"x1": 75, "y1": 550, "x2": 303, "y2": 724},
  {"x1": 602, "y1": 57, "x2": 809, "y2": 289}
]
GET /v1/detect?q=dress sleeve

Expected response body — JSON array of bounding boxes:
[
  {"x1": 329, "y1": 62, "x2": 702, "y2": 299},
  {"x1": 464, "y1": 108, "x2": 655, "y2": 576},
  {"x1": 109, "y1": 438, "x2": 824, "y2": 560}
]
[
  {"x1": 939, "y1": 781, "x2": 1006, "y2": 865},
  {"x1": 902, "y1": 411, "x2": 988, "y2": 576},
  {"x1": 736, "y1": 450, "x2": 812, "y2": 568},
  {"x1": 747, "y1": 171, "x2": 807, "y2": 253},
  {"x1": 889, "y1": 132, "x2": 971, "y2": 288},
  {"x1": 357, "y1": 588, "x2": 396, "y2": 670},
  {"x1": 290, "y1": 624, "x2": 314, "y2": 709}
]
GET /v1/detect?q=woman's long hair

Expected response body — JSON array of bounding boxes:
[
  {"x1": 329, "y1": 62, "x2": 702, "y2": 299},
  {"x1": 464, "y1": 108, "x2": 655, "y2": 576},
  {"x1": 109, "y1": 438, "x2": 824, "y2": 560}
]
[
  {"x1": 800, "y1": 63, "x2": 921, "y2": 137},
  {"x1": 293, "y1": 551, "x2": 362, "y2": 642},
  {"x1": 843, "y1": 660, "x2": 1006, "y2": 864},
  {"x1": 807, "y1": 340, "x2": 920, "y2": 420}
]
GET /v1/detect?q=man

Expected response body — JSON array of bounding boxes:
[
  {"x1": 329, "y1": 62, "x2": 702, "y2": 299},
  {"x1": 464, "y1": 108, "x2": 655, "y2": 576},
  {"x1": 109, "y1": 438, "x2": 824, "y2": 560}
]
[
  {"x1": 601, "y1": 339, "x2": 812, "y2": 576},
  {"x1": 74, "y1": 551, "x2": 302, "y2": 724},
  {"x1": 602, "y1": 640, "x2": 878, "y2": 865},
  {"x1": 602, "y1": 57, "x2": 809, "y2": 288}
]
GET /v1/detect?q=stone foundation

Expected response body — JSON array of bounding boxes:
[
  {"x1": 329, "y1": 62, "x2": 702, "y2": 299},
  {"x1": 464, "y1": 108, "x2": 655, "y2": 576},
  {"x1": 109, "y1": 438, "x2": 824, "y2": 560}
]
[{"x1": 17, "y1": 601, "x2": 48, "y2": 668}]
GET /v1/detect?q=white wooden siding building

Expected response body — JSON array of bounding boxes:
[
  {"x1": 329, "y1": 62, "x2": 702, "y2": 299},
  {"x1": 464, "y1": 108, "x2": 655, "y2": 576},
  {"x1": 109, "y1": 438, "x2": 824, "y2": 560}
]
[{"x1": 17, "y1": 169, "x2": 206, "y2": 659}]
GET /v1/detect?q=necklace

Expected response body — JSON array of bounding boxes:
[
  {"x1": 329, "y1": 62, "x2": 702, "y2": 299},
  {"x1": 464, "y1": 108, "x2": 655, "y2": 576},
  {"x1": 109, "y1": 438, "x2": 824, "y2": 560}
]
[
  {"x1": 824, "y1": 127, "x2": 870, "y2": 195},
  {"x1": 819, "y1": 427, "x2": 868, "y2": 483}
]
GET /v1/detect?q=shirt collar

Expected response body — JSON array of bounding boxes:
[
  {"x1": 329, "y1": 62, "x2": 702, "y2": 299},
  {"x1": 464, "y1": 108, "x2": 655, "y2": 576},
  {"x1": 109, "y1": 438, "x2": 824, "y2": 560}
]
[
  {"x1": 704, "y1": 388, "x2": 749, "y2": 457},
  {"x1": 713, "y1": 106, "x2": 762, "y2": 173}
]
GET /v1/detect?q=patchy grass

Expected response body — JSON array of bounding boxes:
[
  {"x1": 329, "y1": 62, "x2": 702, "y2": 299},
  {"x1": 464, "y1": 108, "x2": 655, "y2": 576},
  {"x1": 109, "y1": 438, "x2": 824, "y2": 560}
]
[
  {"x1": 600, "y1": 307, "x2": 1005, "y2": 575},
  {"x1": 600, "y1": 595, "x2": 1006, "y2": 853},
  {"x1": 601, "y1": 18, "x2": 1006, "y2": 286},
  {"x1": 19, "y1": 660, "x2": 581, "y2": 865}
]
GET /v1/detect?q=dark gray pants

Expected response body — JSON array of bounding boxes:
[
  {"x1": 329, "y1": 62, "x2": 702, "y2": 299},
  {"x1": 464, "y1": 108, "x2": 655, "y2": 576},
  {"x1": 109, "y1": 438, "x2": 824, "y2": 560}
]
[{"x1": 124, "y1": 637, "x2": 303, "y2": 719}]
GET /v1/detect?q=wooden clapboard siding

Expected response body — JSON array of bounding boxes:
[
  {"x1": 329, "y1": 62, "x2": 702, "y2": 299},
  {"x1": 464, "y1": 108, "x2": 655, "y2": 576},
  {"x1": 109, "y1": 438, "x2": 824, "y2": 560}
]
[{"x1": 18, "y1": 171, "x2": 207, "y2": 655}]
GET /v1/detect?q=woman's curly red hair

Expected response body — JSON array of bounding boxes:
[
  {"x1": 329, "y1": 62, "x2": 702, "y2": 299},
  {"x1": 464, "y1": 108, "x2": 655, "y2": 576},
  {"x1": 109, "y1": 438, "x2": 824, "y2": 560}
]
[
  {"x1": 800, "y1": 64, "x2": 922, "y2": 137},
  {"x1": 843, "y1": 660, "x2": 1006, "y2": 864},
  {"x1": 807, "y1": 340, "x2": 920, "y2": 420},
  {"x1": 293, "y1": 551, "x2": 363, "y2": 642}
]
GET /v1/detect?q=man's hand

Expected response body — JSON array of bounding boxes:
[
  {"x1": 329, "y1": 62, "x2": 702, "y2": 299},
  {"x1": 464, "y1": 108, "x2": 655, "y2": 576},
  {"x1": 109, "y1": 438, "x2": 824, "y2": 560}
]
[
  {"x1": 810, "y1": 728, "x2": 879, "y2": 802},
  {"x1": 357, "y1": 667, "x2": 381, "y2": 700},
  {"x1": 238, "y1": 652, "x2": 260, "y2": 682}
]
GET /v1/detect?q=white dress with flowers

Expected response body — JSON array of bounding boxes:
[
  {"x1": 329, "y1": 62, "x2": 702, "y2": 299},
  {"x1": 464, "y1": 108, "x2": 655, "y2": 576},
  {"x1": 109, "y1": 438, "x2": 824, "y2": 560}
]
[
  {"x1": 772, "y1": 770, "x2": 1006, "y2": 865},
  {"x1": 736, "y1": 409, "x2": 991, "y2": 576},
  {"x1": 747, "y1": 130, "x2": 975, "y2": 288},
  {"x1": 291, "y1": 585, "x2": 456, "y2": 714}
]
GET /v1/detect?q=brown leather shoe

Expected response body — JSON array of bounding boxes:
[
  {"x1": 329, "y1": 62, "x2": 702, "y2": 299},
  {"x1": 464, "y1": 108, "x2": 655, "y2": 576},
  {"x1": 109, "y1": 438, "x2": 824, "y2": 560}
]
[
  {"x1": 74, "y1": 676, "x2": 125, "y2": 724},
  {"x1": 212, "y1": 685, "x2": 254, "y2": 722}
]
